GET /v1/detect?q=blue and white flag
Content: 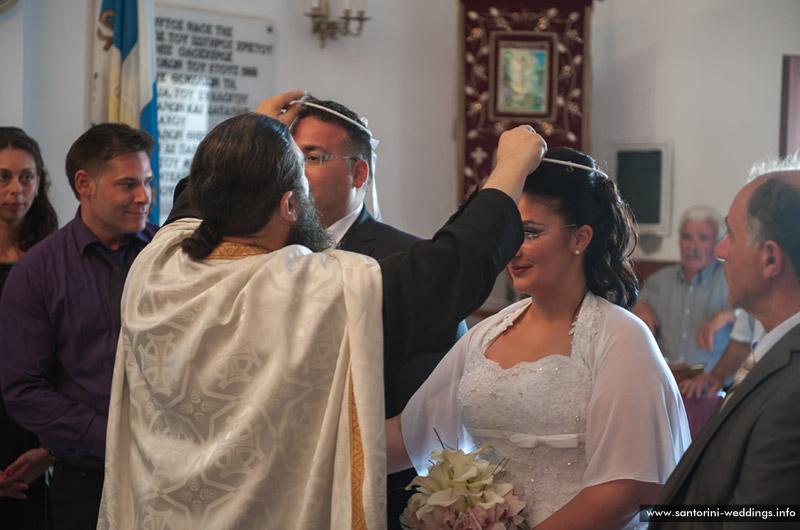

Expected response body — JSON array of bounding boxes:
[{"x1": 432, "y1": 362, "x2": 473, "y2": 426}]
[{"x1": 91, "y1": 0, "x2": 160, "y2": 223}]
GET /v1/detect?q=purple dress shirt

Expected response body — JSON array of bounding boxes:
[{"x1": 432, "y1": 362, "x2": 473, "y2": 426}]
[{"x1": 0, "y1": 209, "x2": 156, "y2": 461}]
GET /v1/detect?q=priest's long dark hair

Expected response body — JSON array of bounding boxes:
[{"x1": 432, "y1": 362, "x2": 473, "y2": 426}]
[
  {"x1": 523, "y1": 147, "x2": 639, "y2": 309},
  {"x1": 180, "y1": 113, "x2": 304, "y2": 259}
]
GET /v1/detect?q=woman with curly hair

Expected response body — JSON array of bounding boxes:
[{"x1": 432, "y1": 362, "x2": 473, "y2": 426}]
[
  {"x1": 0, "y1": 127, "x2": 58, "y2": 281},
  {"x1": 0, "y1": 127, "x2": 57, "y2": 529}
]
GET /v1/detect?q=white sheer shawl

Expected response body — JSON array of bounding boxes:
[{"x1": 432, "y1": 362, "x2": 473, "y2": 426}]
[{"x1": 401, "y1": 293, "x2": 691, "y2": 489}]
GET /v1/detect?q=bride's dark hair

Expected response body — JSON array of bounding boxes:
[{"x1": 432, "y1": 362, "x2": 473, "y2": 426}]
[{"x1": 523, "y1": 147, "x2": 638, "y2": 309}]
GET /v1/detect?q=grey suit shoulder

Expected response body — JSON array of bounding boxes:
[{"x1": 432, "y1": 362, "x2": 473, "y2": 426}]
[{"x1": 651, "y1": 322, "x2": 800, "y2": 529}]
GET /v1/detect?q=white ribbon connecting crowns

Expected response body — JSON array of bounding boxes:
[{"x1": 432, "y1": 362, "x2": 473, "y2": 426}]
[{"x1": 294, "y1": 99, "x2": 606, "y2": 219}]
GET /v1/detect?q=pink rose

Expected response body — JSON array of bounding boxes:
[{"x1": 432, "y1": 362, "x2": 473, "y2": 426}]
[
  {"x1": 501, "y1": 491, "x2": 527, "y2": 527},
  {"x1": 468, "y1": 506, "x2": 496, "y2": 527},
  {"x1": 452, "y1": 512, "x2": 481, "y2": 530},
  {"x1": 399, "y1": 503, "x2": 424, "y2": 529},
  {"x1": 419, "y1": 506, "x2": 457, "y2": 529},
  {"x1": 502, "y1": 491, "x2": 526, "y2": 518}
]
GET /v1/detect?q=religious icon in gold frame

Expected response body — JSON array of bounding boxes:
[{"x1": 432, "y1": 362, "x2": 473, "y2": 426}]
[{"x1": 489, "y1": 32, "x2": 558, "y2": 122}]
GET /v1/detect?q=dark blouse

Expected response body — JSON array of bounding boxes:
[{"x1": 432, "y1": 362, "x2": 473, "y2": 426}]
[
  {"x1": 1, "y1": 261, "x2": 50, "y2": 528},
  {"x1": 0, "y1": 262, "x2": 12, "y2": 293}
]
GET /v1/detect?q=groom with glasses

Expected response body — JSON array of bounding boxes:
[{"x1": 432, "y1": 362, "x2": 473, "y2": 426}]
[
  {"x1": 289, "y1": 95, "x2": 469, "y2": 527},
  {"x1": 290, "y1": 96, "x2": 403, "y2": 243}
]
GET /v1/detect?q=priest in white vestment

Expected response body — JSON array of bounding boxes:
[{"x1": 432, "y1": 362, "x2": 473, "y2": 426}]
[{"x1": 97, "y1": 91, "x2": 547, "y2": 529}]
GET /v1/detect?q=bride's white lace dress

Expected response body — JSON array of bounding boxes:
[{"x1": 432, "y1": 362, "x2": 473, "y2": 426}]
[{"x1": 402, "y1": 293, "x2": 691, "y2": 528}]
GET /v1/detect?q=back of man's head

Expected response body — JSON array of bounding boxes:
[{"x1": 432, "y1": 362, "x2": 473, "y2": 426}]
[
  {"x1": 65, "y1": 123, "x2": 154, "y2": 200},
  {"x1": 746, "y1": 158, "x2": 800, "y2": 281},
  {"x1": 181, "y1": 113, "x2": 303, "y2": 259},
  {"x1": 295, "y1": 96, "x2": 373, "y2": 183}
]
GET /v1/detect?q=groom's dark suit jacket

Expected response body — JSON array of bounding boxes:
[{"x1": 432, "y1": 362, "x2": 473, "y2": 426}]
[
  {"x1": 338, "y1": 206, "x2": 467, "y2": 417},
  {"x1": 339, "y1": 206, "x2": 419, "y2": 266},
  {"x1": 339, "y1": 206, "x2": 468, "y2": 530},
  {"x1": 651, "y1": 321, "x2": 800, "y2": 530}
]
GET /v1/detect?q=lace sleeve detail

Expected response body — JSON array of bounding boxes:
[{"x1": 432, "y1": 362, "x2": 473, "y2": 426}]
[
  {"x1": 569, "y1": 293, "x2": 603, "y2": 366},
  {"x1": 477, "y1": 301, "x2": 530, "y2": 356}
]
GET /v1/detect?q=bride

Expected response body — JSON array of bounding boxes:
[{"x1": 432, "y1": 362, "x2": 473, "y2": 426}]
[{"x1": 387, "y1": 148, "x2": 691, "y2": 529}]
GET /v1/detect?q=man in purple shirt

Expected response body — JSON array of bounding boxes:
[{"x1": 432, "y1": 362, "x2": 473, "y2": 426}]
[{"x1": 0, "y1": 123, "x2": 157, "y2": 530}]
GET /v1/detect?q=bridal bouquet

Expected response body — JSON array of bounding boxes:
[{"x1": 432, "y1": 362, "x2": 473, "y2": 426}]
[{"x1": 400, "y1": 443, "x2": 527, "y2": 530}]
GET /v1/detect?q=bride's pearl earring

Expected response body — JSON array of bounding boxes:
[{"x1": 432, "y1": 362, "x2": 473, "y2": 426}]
[{"x1": 574, "y1": 250, "x2": 580, "y2": 255}]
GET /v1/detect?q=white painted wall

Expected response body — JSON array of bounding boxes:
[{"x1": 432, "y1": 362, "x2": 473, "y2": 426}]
[
  {"x1": 0, "y1": 0, "x2": 462, "y2": 236},
  {"x1": 1, "y1": 0, "x2": 95, "y2": 218},
  {"x1": 591, "y1": 0, "x2": 800, "y2": 260},
  {"x1": 2, "y1": 0, "x2": 799, "y2": 263},
  {"x1": 0, "y1": 2, "x2": 25, "y2": 126}
]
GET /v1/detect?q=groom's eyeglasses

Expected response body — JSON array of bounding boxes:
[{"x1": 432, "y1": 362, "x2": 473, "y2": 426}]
[{"x1": 304, "y1": 154, "x2": 359, "y2": 165}]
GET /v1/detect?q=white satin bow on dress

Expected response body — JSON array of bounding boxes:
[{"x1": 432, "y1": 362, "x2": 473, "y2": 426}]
[{"x1": 469, "y1": 428, "x2": 585, "y2": 449}]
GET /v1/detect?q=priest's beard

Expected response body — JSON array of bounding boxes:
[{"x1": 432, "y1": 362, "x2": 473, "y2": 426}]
[{"x1": 285, "y1": 191, "x2": 334, "y2": 252}]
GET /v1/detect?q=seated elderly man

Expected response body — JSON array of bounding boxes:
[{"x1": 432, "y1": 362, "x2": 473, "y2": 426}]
[
  {"x1": 680, "y1": 310, "x2": 764, "y2": 397},
  {"x1": 633, "y1": 205, "x2": 735, "y2": 371}
]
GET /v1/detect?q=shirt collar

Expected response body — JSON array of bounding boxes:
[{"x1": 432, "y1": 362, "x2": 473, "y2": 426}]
[
  {"x1": 677, "y1": 259, "x2": 719, "y2": 286},
  {"x1": 752, "y1": 309, "x2": 800, "y2": 364},
  {"x1": 328, "y1": 203, "x2": 364, "y2": 245},
  {"x1": 72, "y1": 207, "x2": 152, "y2": 255}
]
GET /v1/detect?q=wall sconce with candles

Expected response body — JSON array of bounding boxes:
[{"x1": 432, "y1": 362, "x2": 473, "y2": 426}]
[{"x1": 306, "y1": 0, "x2": 369, "y2": 48}]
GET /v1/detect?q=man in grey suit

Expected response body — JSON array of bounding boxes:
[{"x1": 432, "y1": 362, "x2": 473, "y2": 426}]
[{"x1": 650, "y1": 159, "x2": 800, "y2": 529}]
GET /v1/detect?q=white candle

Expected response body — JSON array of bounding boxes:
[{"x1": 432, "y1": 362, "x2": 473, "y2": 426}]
[
  {"x1": 310, "y1": 0, "x2": 320, "y2": 9},
  {"x1": 342, "y1": 0, "x2": 351, "y2": 11}
]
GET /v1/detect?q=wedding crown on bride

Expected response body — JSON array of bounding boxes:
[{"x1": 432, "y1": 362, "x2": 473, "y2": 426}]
[{"x1": 540, "y1": 158, "x2": 609, "y2": 179}]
